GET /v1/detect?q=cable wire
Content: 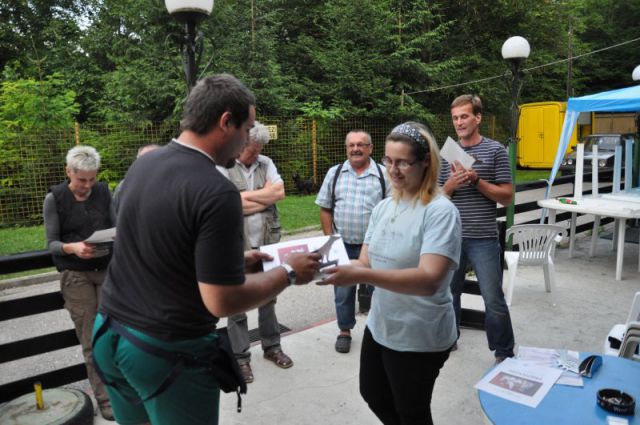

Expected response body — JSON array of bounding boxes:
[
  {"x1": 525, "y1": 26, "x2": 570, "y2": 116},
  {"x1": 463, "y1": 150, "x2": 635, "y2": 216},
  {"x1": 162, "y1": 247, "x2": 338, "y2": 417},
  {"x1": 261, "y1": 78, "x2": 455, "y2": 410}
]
[{"x1": 404, "y1": 36, "x2": 640, "y2": 96}]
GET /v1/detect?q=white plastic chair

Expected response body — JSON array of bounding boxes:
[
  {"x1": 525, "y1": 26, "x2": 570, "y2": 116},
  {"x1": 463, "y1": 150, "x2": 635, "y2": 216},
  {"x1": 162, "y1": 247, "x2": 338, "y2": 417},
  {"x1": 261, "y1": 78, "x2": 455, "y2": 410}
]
[
  {"x1": 604, "y1": 292, "x2": 640, "y2": 356},
  {"x1": 618, "y1": 323, "x2": 640, "y2": 361},
  {"x1": 503, "y1": 224, "x2": 566, "y2": 306}
]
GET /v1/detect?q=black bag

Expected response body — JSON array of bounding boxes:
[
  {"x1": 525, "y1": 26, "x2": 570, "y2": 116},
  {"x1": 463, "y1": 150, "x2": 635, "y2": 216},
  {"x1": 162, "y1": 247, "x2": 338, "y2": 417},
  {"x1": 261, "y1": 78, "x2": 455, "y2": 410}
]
[{"x1": 209, "y1": 328, "x2": 247, "y2": 395}]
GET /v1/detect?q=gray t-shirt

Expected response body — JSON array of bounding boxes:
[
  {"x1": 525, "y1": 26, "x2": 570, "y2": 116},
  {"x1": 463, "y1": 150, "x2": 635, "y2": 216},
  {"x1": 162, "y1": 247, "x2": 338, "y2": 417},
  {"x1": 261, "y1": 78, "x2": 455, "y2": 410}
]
[
  {"x1": 439, "y1": 137, "x2": 512, "y2": 238},
  {"x1": 364, "y1": 194, "x2": 461, "y2": 352}
]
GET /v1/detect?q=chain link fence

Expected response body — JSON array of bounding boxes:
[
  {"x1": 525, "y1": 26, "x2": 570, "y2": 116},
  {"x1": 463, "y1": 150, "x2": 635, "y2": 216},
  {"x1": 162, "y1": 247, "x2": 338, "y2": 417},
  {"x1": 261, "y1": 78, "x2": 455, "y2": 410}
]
[{"x1": 0, "y1": 115, "x2": 503, "y2": 228}]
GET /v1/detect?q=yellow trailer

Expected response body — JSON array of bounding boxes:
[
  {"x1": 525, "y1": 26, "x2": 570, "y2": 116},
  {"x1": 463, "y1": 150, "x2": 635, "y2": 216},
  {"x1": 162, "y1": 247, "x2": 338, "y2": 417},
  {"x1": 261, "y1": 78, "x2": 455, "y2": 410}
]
[{"x1": 516, "y1": 101, "x2": 579, "y2": 169}]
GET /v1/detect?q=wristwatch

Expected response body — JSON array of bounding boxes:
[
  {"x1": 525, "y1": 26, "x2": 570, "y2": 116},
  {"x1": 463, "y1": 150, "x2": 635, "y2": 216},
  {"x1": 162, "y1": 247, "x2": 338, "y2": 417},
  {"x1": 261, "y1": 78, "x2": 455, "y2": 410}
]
[{"x1": 281, "y1": 263, "x2": 297, "y2": 286}]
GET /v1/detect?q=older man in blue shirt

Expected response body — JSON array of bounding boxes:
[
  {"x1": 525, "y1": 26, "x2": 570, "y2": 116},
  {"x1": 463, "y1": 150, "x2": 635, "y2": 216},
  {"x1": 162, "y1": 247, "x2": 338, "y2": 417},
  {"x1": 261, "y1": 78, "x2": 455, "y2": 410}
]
[{"x1": 316, "y1": 130, "x2": 390, "y2": 353}]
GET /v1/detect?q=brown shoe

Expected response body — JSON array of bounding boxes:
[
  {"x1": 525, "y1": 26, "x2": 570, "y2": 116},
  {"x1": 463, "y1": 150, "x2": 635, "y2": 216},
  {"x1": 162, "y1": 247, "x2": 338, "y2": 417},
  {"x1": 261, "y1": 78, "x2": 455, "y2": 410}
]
[
  {"x1": 239, "y1": 362, "x2": 254, "y2": 383},
  {"x1": 98, "y1": 400, "x2": 115, "y2": 421},
  {"x1": 263, "y1": 348, "x2": 293, "y2": 369}
]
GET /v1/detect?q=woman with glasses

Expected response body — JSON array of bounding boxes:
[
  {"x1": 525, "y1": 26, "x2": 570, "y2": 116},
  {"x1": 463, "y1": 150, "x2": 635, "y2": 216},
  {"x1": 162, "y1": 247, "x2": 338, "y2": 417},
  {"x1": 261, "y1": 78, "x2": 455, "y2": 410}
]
[{"x1": 320, "y1": 122, "x2": 461, "y2": 425}]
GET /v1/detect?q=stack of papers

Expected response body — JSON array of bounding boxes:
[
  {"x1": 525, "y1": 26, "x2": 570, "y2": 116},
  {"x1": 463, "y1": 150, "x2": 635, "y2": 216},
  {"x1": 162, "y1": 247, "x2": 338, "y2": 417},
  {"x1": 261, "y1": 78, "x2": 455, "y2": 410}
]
[
  {"x1": 84, "y1": 227, "x2": 116, "y2": 246},
  {"x1": 475, "y1": 358, "x2": 562, "y2": 408},
  {"x1": 517, "y1": 346, "x2": 583, "y2": 387},
  {"x1": 260, "y1": 234, "x2": 350, "y2": 281},
  {"x1": 476, "y1": 346, "x2": 585, "y2": 408}
]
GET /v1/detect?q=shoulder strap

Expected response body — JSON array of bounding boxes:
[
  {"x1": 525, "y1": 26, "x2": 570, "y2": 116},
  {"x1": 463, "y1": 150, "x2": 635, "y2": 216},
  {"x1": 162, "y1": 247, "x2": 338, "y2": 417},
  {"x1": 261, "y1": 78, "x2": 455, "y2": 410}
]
[
  {"x1": 331, "y1": 160, "x2": 386, "y2": 215},
  {"x1": 374, "y1": 162, "x2": 386, "y2": 199},
  {"x1": 330, "y1": 162, "x2": 345, "y2": 218}
]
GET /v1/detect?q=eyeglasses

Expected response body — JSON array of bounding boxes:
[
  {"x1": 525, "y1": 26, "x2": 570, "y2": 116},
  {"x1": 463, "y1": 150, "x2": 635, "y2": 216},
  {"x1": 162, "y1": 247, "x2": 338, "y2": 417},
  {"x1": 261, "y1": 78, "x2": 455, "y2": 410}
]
[
  {"x1": 381, "y1": 156, "x2": 416, "y2": 170},
  {"x1": 346, "y1": 143, "x2": 371, "y2": 150}
]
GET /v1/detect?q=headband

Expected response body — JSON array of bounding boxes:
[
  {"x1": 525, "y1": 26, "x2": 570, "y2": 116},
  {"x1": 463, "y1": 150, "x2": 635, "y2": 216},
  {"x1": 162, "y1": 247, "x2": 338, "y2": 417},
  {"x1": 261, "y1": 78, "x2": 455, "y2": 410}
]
[{"x1": 390, "y1": 123, "x2": 428, "y2": 148}]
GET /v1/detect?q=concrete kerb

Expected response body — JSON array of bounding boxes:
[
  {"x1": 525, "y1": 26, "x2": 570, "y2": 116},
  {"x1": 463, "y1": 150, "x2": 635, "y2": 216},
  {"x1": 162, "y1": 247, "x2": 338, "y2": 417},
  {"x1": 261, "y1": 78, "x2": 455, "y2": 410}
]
[
  {"x1": 0, "y1": 270, "x2": 60, "y2": 290},
  {"x1": 282, "y1": 225, "x2": 321, "y2": 237}
]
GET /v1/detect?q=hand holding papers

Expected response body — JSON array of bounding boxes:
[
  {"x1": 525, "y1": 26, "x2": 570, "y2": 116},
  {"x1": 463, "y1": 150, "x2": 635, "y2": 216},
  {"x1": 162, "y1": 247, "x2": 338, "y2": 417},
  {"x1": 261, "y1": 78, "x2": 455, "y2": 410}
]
[
  {"x1": 260, "y1": 235, "x2": 350, "y2": 282},
  {"x1": 83, "y1": 227, "x2": 116, "y2": 258},
  {"x1": 440, "y1": 137, "x2": 476, "y2": 170}
]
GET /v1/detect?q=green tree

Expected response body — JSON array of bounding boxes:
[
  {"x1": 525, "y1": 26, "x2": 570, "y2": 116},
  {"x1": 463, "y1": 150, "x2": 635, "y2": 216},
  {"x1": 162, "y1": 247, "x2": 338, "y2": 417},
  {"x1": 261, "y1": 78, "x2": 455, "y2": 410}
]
[
  {"x1": 79, "y1": 0, "x2": 184, "y2": 123},
  {"x1": 571, "y1": 0, "x2": 640, "y2": 94},
  {"x1": 200, "y1": 0, "x2": 296, "y2": 115},
  {"x1": 0, "y1": 73, "x2": 79, "y2": 224},
  {"x1": 0, "y1": 73, "x2": 79, "y2": 130}
]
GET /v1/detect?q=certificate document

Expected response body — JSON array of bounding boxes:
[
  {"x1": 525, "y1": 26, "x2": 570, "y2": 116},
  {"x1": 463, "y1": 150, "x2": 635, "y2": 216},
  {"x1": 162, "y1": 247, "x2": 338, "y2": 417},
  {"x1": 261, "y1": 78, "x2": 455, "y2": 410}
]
[
  {"x1": 440, "y1": 137, "x2": 476, "y2": 169},
  {"x1": 260, "y1": 234, "x2": 350, "y2": 280}
]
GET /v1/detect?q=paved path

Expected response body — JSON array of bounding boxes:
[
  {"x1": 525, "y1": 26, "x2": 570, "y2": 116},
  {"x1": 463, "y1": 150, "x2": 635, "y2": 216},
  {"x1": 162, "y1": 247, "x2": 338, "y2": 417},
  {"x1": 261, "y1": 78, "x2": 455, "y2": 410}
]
[{"x1": 3, "y1": 225, "x2": 639, "y2": 424}]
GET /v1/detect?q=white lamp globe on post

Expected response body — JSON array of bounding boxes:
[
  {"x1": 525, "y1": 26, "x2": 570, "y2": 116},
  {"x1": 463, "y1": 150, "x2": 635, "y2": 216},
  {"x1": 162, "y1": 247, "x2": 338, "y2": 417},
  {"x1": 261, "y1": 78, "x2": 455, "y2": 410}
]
[
  {"x1": 165, "y1": 0, "x2": 214, "y2": 92},
  {"x1": 632, "y1": 64, "x2": 640, "y2": 82},
  {"x1": 501, "y1": 36, "x2": 530, "y2": 234},
  {"x1": 501, "y1": 36, "x2": 531, "y2": 61}
]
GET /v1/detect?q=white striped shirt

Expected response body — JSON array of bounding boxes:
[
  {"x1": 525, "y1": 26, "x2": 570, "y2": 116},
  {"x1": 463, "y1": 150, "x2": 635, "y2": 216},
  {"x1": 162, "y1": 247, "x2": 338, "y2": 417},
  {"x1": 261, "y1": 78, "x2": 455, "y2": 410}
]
[{"x1": 439, "y1": 137, "x2": 512, "y2": 238}]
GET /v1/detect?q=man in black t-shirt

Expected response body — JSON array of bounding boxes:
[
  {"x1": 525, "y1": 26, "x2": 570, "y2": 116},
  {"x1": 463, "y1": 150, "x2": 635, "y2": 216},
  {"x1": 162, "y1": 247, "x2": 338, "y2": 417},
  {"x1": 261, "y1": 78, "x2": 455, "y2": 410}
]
[{"x1": 93, "y1": 74, "x2": 321, "y2": 425}]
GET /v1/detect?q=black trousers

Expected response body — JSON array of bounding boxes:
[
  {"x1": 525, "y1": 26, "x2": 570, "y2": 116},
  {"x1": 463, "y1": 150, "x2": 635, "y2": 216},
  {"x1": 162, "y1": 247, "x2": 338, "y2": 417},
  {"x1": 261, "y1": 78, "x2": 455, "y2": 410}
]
[{"x1": 359, "y1": 327, "x2": 450, "y2": 425}]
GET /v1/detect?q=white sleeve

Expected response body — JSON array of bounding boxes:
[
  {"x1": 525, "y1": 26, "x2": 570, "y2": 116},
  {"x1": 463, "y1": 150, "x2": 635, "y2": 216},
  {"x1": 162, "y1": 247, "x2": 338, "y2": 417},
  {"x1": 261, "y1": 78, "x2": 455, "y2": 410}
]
[{"x1": 264, "y1": 156, "x2": 282, "y2": 184}]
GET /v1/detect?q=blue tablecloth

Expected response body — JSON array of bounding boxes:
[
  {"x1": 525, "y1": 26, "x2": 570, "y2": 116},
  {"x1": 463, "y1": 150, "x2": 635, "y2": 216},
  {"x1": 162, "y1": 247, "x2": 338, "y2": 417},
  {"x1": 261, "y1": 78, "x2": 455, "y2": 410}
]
[{"x1": 478, "y1": 354, "x2": 640, "y2": 424}]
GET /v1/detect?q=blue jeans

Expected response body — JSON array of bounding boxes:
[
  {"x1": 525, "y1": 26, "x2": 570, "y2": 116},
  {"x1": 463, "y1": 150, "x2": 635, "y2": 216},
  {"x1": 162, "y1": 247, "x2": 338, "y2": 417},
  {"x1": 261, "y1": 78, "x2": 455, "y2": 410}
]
[
  {"x1": 450, "y1": 238, "x2": 515, "y2": 358},
  {"x1": 335, "y1": 243, "x2": 362, "y2": 331}
]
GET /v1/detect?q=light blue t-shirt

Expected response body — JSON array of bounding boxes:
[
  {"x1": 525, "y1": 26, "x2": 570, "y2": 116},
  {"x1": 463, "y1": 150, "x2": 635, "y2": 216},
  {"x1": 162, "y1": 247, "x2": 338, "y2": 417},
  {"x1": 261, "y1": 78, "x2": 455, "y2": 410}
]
[{"x1": 364, "y1": 194, "x2": 461, "y2": 352}]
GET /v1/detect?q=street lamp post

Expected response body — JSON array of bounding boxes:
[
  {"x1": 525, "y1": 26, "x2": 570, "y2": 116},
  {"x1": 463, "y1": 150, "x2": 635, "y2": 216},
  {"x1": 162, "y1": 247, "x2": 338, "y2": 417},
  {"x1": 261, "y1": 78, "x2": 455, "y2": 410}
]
[
  {"x1": 165, "y1": 0, "x2": 214, "y2": 92},
  {"x1": 633, "y1": 65, "x2": 640, "y2": 186},
  {"x1": 501, "y1": 36, "x2": 530, "y2": 236}
]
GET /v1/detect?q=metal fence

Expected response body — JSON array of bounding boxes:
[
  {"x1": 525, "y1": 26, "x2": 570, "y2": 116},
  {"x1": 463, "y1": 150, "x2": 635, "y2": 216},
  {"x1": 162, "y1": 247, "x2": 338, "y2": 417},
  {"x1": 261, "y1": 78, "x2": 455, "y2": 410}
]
[{"x1": 0, "y1": 115, "x2": 503, "y2": 227}]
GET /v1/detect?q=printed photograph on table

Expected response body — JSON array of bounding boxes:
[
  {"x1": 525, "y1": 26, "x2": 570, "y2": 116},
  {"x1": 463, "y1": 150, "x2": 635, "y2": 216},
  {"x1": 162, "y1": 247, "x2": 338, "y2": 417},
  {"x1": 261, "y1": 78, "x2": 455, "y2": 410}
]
[{"x1": 490, "y1": 372, "x2": 543, "y2": 396}]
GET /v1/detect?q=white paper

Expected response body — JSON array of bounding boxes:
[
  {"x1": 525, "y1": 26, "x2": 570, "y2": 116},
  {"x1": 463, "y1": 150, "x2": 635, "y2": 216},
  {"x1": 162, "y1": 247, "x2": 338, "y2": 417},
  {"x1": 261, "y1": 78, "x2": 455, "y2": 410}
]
[
  {"x1": 440, "y1": 137, "x2": 476, "y2": 169},
  {"x1": 260, "y1": 235, "x2": 350, "y2": 281},
  {"x1": 475, "y1": 358, "x2": 562, "y2": 408},
  {"x1": 517, "y1": 346, "x2": 583, "y2": 387},
  {"x1": 84, "y1": 227, "x2": 116, "y2": 245},
  {"x1": 314, "y1": 234, "x2": 341, "y2": 259}
]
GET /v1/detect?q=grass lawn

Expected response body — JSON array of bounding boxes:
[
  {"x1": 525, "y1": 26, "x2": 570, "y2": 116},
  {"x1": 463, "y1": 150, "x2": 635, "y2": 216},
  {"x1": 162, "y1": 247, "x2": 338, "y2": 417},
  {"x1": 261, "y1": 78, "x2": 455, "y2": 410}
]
[
  {"x1": 278, "y1": 194, "x2": 320, "y2": 232},
  {"x1": 0, "y1": 170, "x2": 553, "y2": 258},
  {"x1": 0, "y1": 196, "x2": 321, "y2": 257},
  {"x1": 515, "y1": 169, "x2": 556, "y2": 183},
  {"x1": 0, "y1": 225, "x2": 47, "y2": 256}
]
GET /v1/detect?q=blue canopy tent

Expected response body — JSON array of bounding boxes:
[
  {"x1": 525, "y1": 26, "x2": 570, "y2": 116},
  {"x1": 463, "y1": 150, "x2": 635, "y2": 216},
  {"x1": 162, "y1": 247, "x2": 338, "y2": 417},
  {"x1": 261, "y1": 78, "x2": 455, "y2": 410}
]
[{"x1": 546, "y1": 84, "x2": 640, "y2": 199}]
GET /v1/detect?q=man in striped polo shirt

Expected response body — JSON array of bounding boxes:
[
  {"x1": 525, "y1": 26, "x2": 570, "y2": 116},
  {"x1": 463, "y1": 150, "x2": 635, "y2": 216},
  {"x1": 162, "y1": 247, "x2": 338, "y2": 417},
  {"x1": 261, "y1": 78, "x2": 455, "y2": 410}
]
[
  {"x1": 316, "y1": 130, "x2": 390, "y2": 354},
  {"x1": 439, "y1": 94, "x2": 515, "y2": 364}
]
